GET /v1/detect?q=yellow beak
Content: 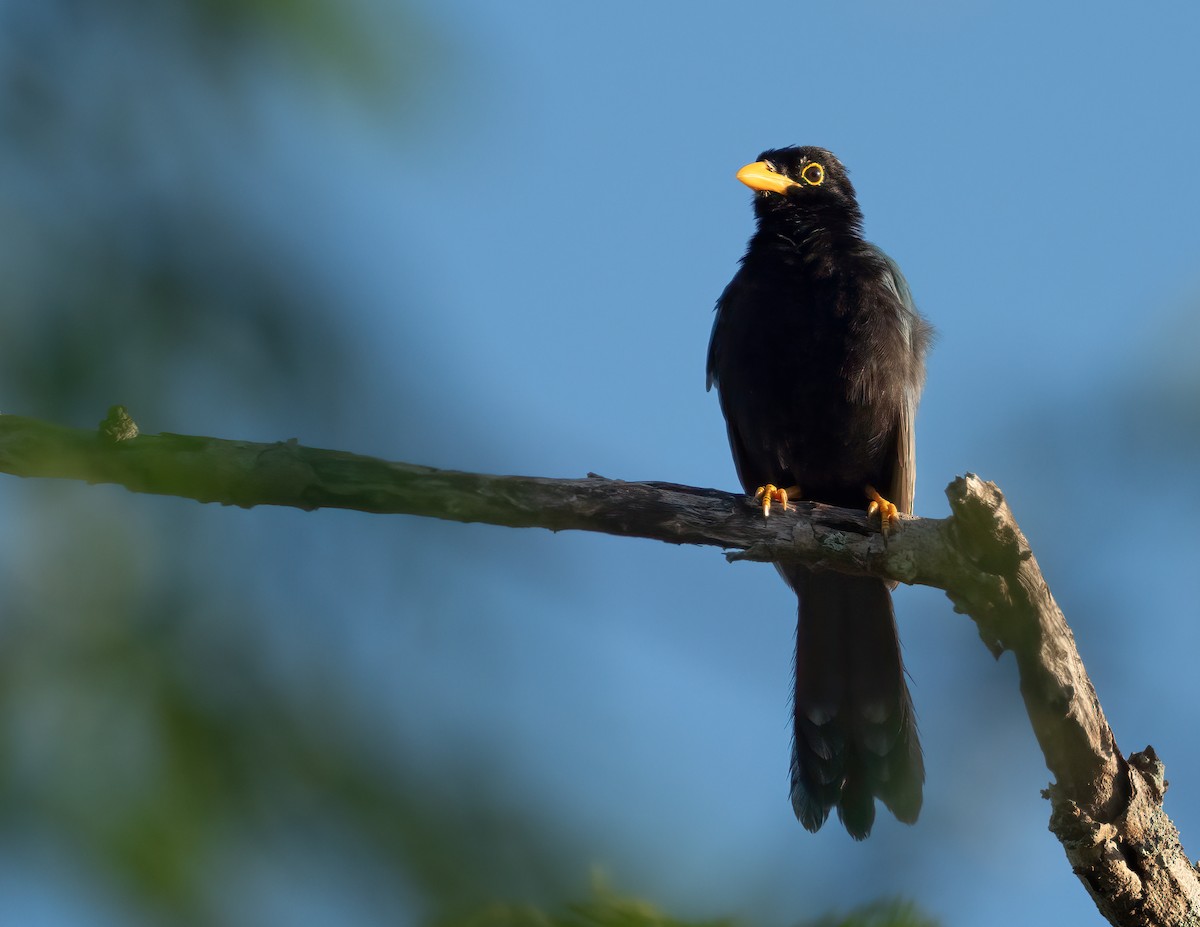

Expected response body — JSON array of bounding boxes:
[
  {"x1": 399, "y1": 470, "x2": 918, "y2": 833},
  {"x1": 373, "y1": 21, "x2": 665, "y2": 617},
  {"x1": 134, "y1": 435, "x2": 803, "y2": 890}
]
[{"x1": 736, "y1": 160, "x2": 799, "y2": 195}]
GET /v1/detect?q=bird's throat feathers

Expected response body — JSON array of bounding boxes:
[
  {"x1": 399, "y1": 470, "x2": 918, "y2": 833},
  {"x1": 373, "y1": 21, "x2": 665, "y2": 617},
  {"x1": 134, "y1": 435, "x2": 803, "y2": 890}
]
[
  {"x1": 744, "y1": 214, "x2": 863, "y2": 274},
  {"x1": 753, "y1": 197, "x2": 864, "y2": 250}
]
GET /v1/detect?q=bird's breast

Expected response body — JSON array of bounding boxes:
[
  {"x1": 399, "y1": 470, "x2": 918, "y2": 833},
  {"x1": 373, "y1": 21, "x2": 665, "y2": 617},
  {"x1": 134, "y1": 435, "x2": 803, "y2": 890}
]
[{"x1": 711, "y1": 257, "x2": 910, "y2": 494}]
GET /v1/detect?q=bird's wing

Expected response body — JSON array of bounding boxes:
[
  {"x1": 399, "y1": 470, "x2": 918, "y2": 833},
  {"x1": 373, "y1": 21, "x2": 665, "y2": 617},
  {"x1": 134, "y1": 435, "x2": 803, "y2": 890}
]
[
  {"x1": 706, "y1": 270, "x2": 744, "y2": 392},
  {"x1": 871, "y1": 246, "x2": 927, "y2": 516},
  {"x1": 706, "y1": 269, "x2": 768, "y2": 492},
  {"x1": 705, "y1": 267, "x2": 772, "y2": 492},
  {"x1": 892, "y1": 383, "x2": 918, "y2": 517}
]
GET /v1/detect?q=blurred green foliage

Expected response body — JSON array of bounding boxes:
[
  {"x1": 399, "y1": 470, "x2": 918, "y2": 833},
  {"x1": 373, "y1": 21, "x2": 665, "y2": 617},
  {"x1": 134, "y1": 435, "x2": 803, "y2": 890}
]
[
  {"x1": 0, "y1": 1, "x2": 508, "y2": 922},
  {"x1": 440, "y1": 891, "x2": 936, "y2": 927}
]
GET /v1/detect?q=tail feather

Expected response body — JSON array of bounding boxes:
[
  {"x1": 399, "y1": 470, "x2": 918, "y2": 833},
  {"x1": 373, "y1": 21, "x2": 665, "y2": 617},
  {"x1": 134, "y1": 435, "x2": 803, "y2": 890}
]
[{"x1": 782, "y1": 565, "x2": 923, "y2": 839}]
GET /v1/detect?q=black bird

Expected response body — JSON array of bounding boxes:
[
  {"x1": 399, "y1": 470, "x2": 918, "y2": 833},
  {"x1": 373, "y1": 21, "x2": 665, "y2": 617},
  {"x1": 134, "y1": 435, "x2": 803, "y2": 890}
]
[{"x1": 706, "y1": 146, "x2": 932, "y2": 839}]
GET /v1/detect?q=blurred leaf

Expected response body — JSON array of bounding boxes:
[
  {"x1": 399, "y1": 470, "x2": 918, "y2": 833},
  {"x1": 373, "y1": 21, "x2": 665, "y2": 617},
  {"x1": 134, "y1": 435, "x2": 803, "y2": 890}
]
[
  {"x1": 809, "y1": 900, "x2": 939, "y2": 927},
  {"x1": 187, "y1": 0, "x2": 444, "y2": 106},
  {"x1": 438, "y1": 889, "x2": 937, "y2": 927}
]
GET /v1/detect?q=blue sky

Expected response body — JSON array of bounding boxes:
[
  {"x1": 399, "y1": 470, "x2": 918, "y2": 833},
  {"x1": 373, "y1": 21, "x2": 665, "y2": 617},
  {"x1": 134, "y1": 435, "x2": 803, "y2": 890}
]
[{"x1": 5, "y1": 1, "x2": 1200, "y2": 924}]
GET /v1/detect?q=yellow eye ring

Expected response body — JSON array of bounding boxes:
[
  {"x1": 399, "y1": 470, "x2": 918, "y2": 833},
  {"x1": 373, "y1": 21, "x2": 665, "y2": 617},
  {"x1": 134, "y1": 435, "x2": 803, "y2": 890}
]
[{"x1": 800, "y1": 162, "x2": 825, "y2": 186}]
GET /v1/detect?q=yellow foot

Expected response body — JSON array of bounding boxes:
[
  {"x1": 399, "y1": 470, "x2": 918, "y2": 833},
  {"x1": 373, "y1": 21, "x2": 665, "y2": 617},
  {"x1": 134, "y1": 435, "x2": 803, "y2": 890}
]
[
  {"x1": 753, "y1": 484, "x2": 798, "y2": 517},
  {"x1": 865, "y1": 486, "x2": 900, "y2": 537}
]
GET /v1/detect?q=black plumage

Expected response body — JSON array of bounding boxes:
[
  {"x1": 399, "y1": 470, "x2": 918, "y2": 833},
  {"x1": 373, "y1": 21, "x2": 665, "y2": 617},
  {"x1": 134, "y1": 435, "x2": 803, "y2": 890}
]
[{"x1": 706, "y1": 146, "x2": 932, "y2": 839}]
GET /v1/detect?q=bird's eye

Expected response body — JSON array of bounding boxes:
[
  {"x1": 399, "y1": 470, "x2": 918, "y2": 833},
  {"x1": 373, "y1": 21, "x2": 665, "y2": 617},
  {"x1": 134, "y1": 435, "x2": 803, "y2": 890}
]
[{"x1": 801, "y1": 163, "x2": 825, "y2": 186}]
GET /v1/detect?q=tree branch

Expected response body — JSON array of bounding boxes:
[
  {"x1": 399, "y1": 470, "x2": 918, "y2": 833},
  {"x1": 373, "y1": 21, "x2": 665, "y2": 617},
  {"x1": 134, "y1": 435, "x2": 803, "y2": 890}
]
[{"x1": 1, "y1": 410, "x2": 1195, "y2": 925}]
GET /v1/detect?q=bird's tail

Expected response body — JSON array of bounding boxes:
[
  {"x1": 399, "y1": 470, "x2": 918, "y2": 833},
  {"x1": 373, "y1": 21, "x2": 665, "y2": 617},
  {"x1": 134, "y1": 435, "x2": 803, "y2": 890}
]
[{"x1": 782, "y1": 564, "x2": 924, "y2": 839}]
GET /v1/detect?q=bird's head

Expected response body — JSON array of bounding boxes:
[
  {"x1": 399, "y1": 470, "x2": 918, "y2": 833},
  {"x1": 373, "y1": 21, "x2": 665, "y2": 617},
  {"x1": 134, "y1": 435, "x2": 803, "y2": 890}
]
[{"x1": 737, "y1": 146, "x2": 862, "y2": 231}]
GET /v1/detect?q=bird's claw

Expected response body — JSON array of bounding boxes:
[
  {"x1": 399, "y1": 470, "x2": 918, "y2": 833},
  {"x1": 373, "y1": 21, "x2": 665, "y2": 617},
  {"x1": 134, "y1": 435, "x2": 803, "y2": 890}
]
[
  {"x1": 754, "y1": 484, "x2": 794, "y2": 517},
  {"x1": 866, "y1": 486, "x2": 900, "y2": 537}
]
